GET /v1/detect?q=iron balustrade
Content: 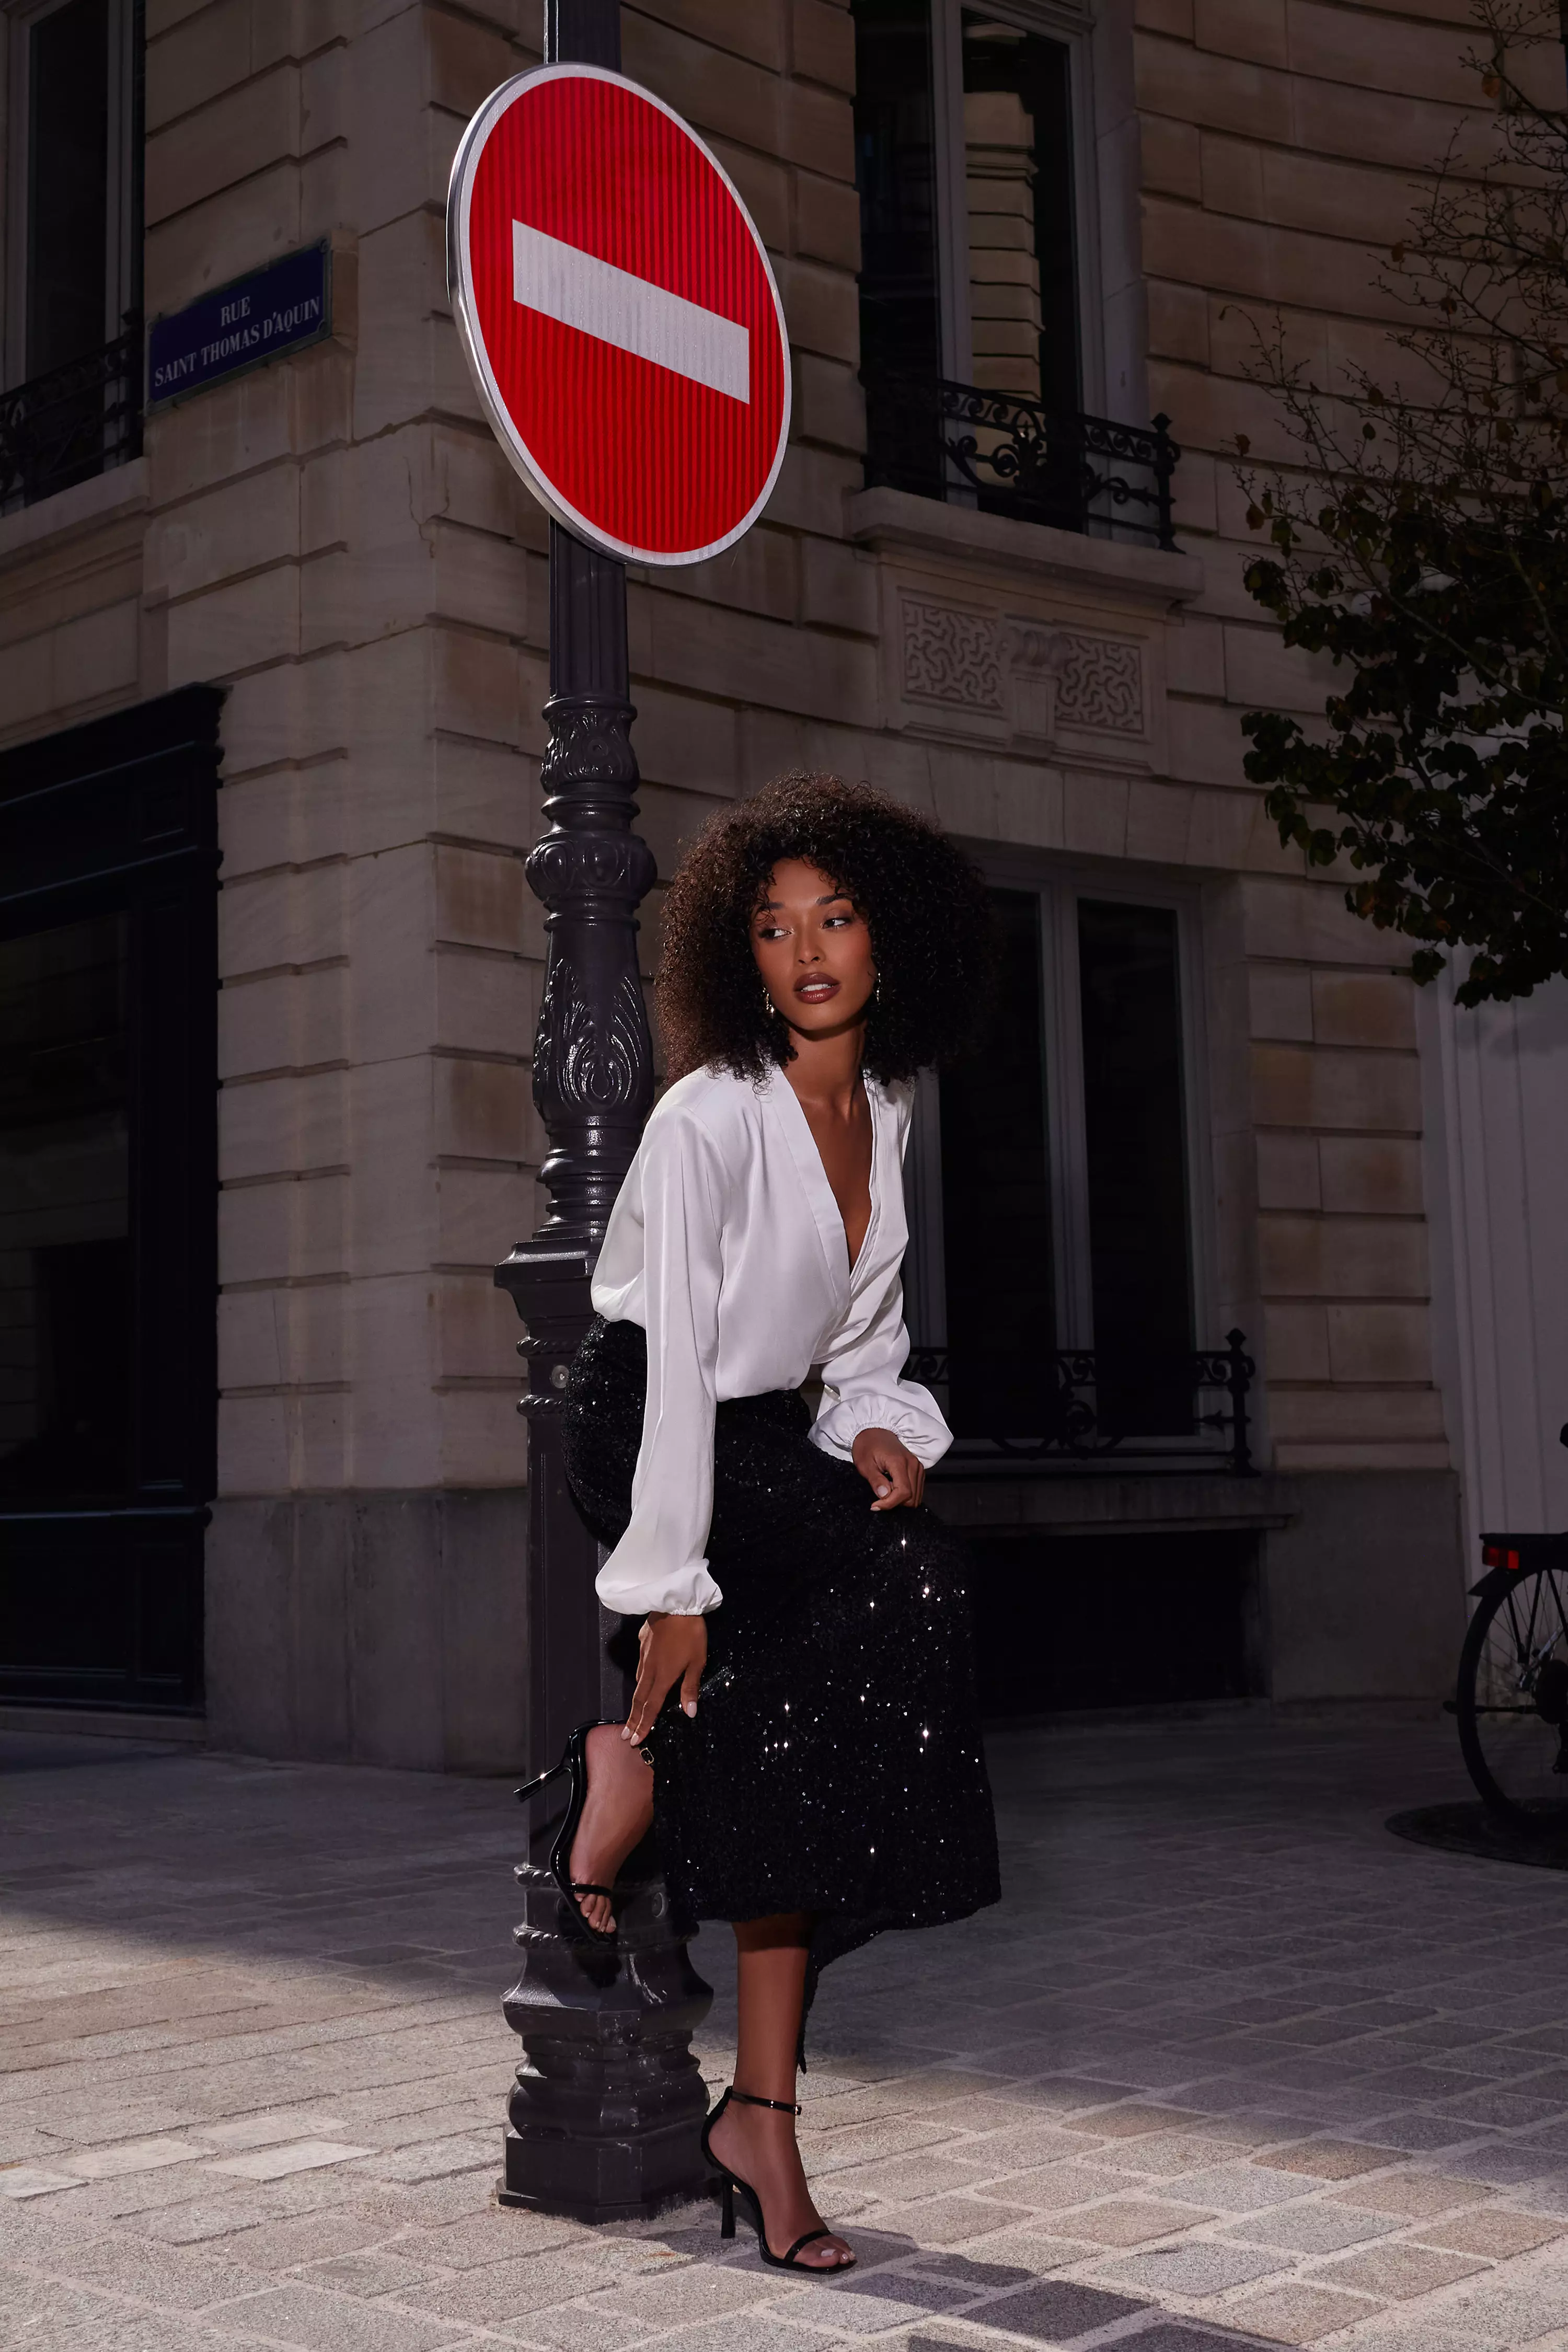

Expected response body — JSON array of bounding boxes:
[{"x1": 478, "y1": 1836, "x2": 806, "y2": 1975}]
[
  {"x1": 908, "y1": 1329, "x2": 1256, "y2": 1475},
  {"x1": 0, "y1": 322, "x2": 143, "y2": 512},
  {"x1": 863, "y1": 371, "x2": 1179, "y2": 551}
]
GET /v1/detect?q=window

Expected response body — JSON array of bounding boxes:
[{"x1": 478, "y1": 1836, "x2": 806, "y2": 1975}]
[
  {"x1": 955, "y1": 13, "x2": 1080, "y2": 411},
  {"x1": 904, "y1": 873, "x2": 1211, "y2": 1443},
  {"x1": 854, "y1": 0, "x2": 1084, "y2": 408},
  {"x1": 0, "y1": 687, "x2": 219, "y2": 1715},
  {"x1": 855, "y1": 0, "x2": 943, "y2": 475},
  {"x1": 0, "y1": 912, "x2": 131, "y2": 1500},
  {"x1": 2, "y1": 0, "x2": 141, "y2": 504},
  {"x1": 852, "y1": 0, "x2": 1177, "y2": 543}
]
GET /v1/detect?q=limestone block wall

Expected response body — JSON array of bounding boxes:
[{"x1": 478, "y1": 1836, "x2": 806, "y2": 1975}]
[
  {"x1": 0, "y1": 467, "x2": 151, "y2": 750},
  {"x1": 131, "y1": 1, "x2": 552, "y2": 1756},
  {"x1": 1131, "y1": 0, "x2": 1485, "y2": 1479},
  {"x1": 142, "y1": 0, "x2": 548, "y2": 1513}
]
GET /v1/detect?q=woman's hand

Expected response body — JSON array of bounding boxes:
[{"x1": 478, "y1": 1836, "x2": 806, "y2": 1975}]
[
  {"x1": 624, "y1": 1611, "x2": 708, "y2": 1743},
  {"x1": 852, "y1": 1426, "x2": 926, "y2": 1511}
]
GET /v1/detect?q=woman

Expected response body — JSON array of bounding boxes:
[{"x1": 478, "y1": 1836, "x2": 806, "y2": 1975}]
[{"x1": 525, "y1": 773, "x2": 1000, "y2": 2270}]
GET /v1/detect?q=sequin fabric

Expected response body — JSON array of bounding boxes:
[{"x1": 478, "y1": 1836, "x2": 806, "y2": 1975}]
[{"x1": 561, "y1": 1313, "x2": 1001, "y2": 2051}]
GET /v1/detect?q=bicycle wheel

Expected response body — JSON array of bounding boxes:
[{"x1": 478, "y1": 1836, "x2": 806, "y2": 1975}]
[{"x1": 1457, "y1": 1566, "x2": 1568, "y2": 1822}]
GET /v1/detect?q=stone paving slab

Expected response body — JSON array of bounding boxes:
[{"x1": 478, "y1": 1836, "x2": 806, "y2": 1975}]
[{"x1": 11, "y1": 1719, "x2": 1568, "y2": 2349}]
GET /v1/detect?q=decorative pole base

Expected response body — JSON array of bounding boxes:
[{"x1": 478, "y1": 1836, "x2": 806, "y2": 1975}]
[
  {"x1": 494, "y1": 1248, "x2": 715, "y2": 2223},
  {"x1": 500, "y1": 1860, "x2": 714, "y2": 2220}
]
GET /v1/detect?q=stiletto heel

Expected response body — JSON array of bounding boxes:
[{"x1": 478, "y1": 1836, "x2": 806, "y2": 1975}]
[
  {"x1": 514, "y1": 1720, "x2": 621, "y2": 1946},
  {"x1": 700, "y1": 2085, "x2": 854, "y2": 2270},
  {"x1": 512, "y1": 1758, "x2": 566, "y2": 1805}
]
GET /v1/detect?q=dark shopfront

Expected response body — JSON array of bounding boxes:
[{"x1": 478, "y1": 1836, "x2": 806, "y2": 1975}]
[{"x1": 0, "y1": 686, "x2": 218, "y2": 1717}]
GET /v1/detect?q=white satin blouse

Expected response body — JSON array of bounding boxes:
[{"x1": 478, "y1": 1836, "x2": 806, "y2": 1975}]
[{"x1": 589, "y1": 1063, "x2": 952, "y2": 1617}]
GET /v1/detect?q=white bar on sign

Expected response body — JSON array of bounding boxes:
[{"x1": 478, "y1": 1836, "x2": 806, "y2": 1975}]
[{"x1": 512, "y1": 221, "x2": 750, "y2": 404}]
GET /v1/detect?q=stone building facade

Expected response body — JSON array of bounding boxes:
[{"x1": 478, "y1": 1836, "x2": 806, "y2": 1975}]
[{"x1": 2, "y1": 0, "x2": 1531, "y2": 1765}]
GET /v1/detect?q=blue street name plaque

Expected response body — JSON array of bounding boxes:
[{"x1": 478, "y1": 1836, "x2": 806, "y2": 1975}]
[{"x1": 147, "y1": 244, "x2": 331, "y2": 410}]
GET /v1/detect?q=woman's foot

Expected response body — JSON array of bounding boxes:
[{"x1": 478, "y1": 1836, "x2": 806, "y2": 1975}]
[
  {"x1": 567, "y1": 1724, "x2": 655, "y2": 1934},
  {"x1": 708, "y1": 2096, "x2": 853, "y2": 2269}
]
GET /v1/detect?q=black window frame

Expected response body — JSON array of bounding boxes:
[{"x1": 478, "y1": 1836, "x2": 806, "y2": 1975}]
[
  {"x1": 850, "y1": 0, "x2": 1180, "y2": 549},
  {"x1": 1, "y1": 0, "x2": 144, "y2": 510},
  {"x1": 903, "y1": 862, "x2": 1216, "y2": 1448}
]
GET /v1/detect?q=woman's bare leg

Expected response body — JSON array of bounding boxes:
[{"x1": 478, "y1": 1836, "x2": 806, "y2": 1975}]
[
  {"x1": 706, "y1": 1915, "x2": 852, "y2": 2268},
  {"x1": 566, "y1": 1726, "x2": 654, "y2": 1934}
]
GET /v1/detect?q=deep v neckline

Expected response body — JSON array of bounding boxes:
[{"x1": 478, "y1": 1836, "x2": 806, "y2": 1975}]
[{"x1": 769, "y1": 1070, "x2": 880, "y2": 1286}]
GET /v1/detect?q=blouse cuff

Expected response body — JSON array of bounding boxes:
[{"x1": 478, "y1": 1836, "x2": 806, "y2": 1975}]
[
  {"x1": 811, "y1": 1395, "x2": 950, "y2": 1467},
  {"x1": 593, "y1": 1558, "x2": 724, "y2": 1619}
]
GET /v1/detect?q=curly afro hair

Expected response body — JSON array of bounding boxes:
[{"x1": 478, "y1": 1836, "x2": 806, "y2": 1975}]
[{"x1": 655, "y1": 773, "x2": 995, "y2": 1085}]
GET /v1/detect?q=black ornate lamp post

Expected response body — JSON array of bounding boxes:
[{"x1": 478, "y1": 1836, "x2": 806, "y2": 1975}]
[
  {"x1": 455, "y1": 0, "x2": 787, "y2": 2221},
  {"x1": 488, "y1": 0, "x2": 713, "y2": 2228},
  {"x1": 495, "y1": 525, "x2": 657, "y2": 1764}
]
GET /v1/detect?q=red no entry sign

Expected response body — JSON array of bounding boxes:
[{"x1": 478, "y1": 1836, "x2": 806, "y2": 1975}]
[{"x1": 448, "y1": 65, "x2": 792, "y2": 567}]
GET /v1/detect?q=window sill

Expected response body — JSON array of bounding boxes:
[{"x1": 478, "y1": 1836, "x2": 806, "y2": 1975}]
[
  {"x1": 846, "y1": 484, "x2": 1205, "y2": 606},
  {"x1": 0, "y1": 453, "x2": 148, "y2": 567}
]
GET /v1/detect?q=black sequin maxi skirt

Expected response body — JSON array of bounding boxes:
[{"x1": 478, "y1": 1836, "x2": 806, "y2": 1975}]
[{"x1": 560, "y1": 1313, "x2": 1001, "y2": 2047}]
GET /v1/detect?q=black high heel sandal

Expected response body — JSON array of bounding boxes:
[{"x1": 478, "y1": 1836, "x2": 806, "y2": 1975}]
[
  {"x1": 514, "y1": 1720, "x2": 624, "y2": 1946},
  {"x1": 700, "y1": 2085, "x2": 855, "y2": 2270}
]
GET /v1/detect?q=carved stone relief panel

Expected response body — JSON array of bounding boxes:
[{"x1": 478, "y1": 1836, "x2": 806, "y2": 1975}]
[
  {"x1": 1048, "y1": 631, "x2": 1144, "y2": 733},
  {"x1": 886, "y1": 577, "x2": 1158, "y2": 766},
  {"x1": 900, "y1": 594, "x2": 1005, "y2": 713}
]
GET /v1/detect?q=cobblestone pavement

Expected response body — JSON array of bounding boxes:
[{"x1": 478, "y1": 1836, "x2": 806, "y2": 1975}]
[{"x1": 6, "y1": 1714, "x2": 1568, "y2": 2349}]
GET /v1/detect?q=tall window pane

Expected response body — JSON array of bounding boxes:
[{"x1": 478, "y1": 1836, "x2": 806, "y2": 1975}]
[
  {"x1": 938, "y1": 887, "x2": 1052, "y2": 1433},
  {"x1": 961, "y1": 14, "x2": 1078, "y2": 412},
  {"x1": 0, "y1": 912, "x2": 130, "y2": 1498},
  {"x1": 1077, "y1": 900, "x2": 1193, "y2": 1431},
  {"x1": 852, "y1": 0, "x2": 943, "y2": 493},
  {"x1": 27, "y1": 0, "x2": 110, "y2": 378}
]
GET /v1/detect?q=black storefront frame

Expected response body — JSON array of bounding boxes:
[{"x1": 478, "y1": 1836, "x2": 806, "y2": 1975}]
[{"x1": 0, "y1": 684, "x2": 220, "y2": 1713}]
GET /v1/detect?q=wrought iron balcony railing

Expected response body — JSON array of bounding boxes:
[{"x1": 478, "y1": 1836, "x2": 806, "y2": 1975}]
[
  {"x1": 863, "y1": 371, "x2": 1179, "y2": 552},
  {"x1": 907, "y1": 1330, "x2": 1256, "y2": 1476},
  {"x1": 0, "y1": 321, "x2": 144, "y2": 512}
]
